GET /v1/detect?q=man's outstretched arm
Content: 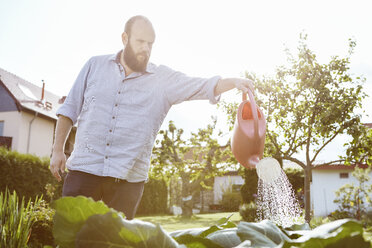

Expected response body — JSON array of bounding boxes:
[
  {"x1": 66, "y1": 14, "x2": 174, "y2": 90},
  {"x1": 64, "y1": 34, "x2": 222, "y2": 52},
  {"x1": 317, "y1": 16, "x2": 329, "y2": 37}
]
[
  {"x1": 50, "y1": 115, "x2": 73, "y2": 182},
  {"x1": 214, "y1": 78, "x2": 255, "y2": 96}
]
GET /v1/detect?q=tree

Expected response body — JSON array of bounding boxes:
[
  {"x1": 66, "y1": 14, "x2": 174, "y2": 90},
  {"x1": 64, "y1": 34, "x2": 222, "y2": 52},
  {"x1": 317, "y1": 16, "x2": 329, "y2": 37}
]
[
  {"x1": 334, "y1": 166, "x2": 372, "y2": 220},
  {"x1": 344, "y1": 125, "x2": 372, "y2": 166},
  {"x1": 219, "y1": 34, "x2": 367, "y2": 222},
  {"x1": 151, "y1": 118, "x2": 236, "y2": 218}
]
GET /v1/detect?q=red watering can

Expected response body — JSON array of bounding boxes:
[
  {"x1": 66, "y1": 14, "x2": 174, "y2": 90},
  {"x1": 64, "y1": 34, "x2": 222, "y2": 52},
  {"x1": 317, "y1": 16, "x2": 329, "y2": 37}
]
[{"x1": 231, "y1": 90, "x2": 266, "y2": 169}]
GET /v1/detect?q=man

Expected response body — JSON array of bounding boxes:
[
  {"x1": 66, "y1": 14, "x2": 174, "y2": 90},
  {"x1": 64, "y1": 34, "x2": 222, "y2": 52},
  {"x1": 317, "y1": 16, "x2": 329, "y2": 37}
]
[{"x1": 50, "y1": 15, "x2": 254, "y2": 220}]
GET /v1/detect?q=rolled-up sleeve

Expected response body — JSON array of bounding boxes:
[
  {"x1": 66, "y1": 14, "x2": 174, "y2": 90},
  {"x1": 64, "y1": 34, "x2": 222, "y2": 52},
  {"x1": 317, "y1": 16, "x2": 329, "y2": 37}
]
[
  {"x1": 56, "y1": 58, "x2": 92, "y2": 124},
  {"x1": 162, "y1": 66, "x2": 221, "y2": 105}
]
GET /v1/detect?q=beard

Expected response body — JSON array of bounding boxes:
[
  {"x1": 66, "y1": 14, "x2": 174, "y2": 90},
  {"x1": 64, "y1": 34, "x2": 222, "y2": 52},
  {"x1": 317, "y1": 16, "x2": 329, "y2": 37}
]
[{"x1": 123, "y1": 41, "x2": 149, "y2": 73}]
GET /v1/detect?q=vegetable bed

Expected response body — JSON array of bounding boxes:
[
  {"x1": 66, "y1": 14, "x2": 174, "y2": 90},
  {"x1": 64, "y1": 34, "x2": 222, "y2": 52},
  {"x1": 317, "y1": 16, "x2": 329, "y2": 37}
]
[{"x1": 50, "y1": 196, "x2": 371, "y2": 248}]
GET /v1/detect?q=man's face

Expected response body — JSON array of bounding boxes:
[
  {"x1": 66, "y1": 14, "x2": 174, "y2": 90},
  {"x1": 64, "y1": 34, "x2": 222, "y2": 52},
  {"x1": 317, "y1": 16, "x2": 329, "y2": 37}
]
[{"x1": 123, "y1": 20, "x2": 155, "y2": 73}]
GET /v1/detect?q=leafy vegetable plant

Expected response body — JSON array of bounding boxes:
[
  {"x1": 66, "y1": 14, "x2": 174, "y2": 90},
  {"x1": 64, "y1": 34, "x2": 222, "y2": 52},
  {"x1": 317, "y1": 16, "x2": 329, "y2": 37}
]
[{"x1": 51, "y1": 196, "x2": 371, "y2": 248}]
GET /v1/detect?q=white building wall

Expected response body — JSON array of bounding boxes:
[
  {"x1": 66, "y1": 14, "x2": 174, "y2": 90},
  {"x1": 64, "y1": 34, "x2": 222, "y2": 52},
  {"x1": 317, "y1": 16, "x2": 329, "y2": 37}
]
[
  {"x1": 0, "y1": 111, "x2": 55, "y2": 157},
  {"x1": 311, "y1": 169, "x2": 372, "y2": 217},
  {"x1": 0, "y1": 111, "x2": 22, "y2": 151},
  {"x1": 214, "y1": 175, "x2": 244, "y2": 204},
  {"x1": 20, "y1": 111, "x2": 55, "y2": 158}
]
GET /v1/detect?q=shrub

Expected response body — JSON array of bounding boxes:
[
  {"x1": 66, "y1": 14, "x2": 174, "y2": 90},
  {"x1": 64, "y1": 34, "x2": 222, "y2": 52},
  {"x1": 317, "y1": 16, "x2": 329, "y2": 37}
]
[
  {"x1": 221, "y1": 191, "x2": 241, "y2": 212},
  {"x1": 239, "y1": 202, "x2": 257, "y2": 222},
  {"x1": 0, "y1": 147, "x2": 63, "y2": 203},
  {"x1": 28, "y1": 200, "x2": 55, "y2": 248},
  {"x1": 284, "y1": 167, "x2": 304, "y2": 194},
  {"x1": 136, "y1": 177, "x2": 168, "y2": 215},
  {"x1": 328, "y1": 210, "x2": 353, "y2": 221},
  {"x1": 334, "y1": 167, "x2": 372, "y2": 221},
  {"x1": 240, "y1": 168, "x2": 258, "y2": 204},
  {"x1": 309, "y1": 216, "x2": 331, "y2": 228},
  {"x1": 0, "y1": 189, "x2": 42, "y2": 248}
]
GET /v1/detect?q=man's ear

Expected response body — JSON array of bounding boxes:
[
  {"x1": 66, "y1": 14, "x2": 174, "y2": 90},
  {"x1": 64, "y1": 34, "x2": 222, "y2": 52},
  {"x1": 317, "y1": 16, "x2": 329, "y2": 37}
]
[{"x1": 121, "y1": 32, "x2": 129, "y2": 46}]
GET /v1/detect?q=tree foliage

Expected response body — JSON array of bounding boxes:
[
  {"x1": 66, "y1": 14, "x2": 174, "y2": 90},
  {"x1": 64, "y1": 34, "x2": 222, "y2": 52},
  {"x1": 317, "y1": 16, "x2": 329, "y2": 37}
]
[{"x1": 344, "y1": 126, "x2": 372, "y2": 166}]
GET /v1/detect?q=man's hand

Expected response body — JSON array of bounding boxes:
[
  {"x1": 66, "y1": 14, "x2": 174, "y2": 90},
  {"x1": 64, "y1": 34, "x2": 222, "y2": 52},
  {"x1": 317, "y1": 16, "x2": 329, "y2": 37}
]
[
  {"x1": 50, "y1": 115, "x2": 73, "y2": 182},
  {"x1": 50, "y1": 150, "x2": 66, "y2": 182},
  {"x1": 214, "y1": 78, "x2": 255, "y2": 96},
  {"x1": 233, "y1": 78, "x2": 255, "y2": 95}
]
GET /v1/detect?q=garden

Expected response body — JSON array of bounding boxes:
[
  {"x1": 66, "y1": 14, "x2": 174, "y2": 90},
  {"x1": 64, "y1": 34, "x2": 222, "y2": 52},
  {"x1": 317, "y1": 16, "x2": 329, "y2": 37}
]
[{"x1": 1, "y1": 37, "x2": 372, "y2": 247}]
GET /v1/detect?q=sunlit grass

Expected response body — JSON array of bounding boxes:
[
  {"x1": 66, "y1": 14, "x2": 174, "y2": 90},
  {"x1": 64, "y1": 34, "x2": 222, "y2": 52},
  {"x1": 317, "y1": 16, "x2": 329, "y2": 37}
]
[{"x1": 363, "y1": 226, "x2": 372, "y2": 245}]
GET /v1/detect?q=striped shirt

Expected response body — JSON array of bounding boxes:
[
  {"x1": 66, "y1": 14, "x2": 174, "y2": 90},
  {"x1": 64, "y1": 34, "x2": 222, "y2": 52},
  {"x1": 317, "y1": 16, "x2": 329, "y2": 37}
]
[{"x1": 57, "y1": 51, "x2": 221, "y2": 182}]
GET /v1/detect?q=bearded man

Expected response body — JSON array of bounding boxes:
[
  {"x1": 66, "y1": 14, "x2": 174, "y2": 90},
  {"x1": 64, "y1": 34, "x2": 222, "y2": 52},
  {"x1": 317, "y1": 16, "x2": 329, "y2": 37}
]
[{"x1": 50, "y1": 15, "x2": 254, "y2": 219}]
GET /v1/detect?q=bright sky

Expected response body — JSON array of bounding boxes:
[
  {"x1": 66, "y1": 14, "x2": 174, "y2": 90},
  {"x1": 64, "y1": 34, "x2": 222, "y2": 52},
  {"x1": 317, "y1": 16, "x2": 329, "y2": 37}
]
[{"x1": 1, "y1": 0, "x2": 371, "y2": 162}]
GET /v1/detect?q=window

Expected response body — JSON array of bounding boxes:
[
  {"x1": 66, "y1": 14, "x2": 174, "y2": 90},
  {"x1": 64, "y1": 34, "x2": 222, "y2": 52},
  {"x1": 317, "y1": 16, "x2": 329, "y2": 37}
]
[
  {"x1": 340, "y1": 172, "x2": 349, "y2": 179},
  {"x1": 0, "y1": 121, "x2": 4, "y2": 136}
]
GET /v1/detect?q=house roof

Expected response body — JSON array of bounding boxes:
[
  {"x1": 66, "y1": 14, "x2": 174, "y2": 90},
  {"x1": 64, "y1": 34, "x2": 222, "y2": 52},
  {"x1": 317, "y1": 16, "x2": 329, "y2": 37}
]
[
  {"x1": 0, "y1": 67, "x2": 62, "y2": 121},
  {"x1": 364, "y1": 123, "x2": 372, "y2": 128},
  {"x1": 313, "y1": 164, "x2": 369, "y2": 170}
]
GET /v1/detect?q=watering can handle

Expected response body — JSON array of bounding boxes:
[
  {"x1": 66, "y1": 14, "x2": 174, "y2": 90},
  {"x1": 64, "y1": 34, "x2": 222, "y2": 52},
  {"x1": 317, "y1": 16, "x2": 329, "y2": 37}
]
[{"x1": 242, "y1": 90, "x2": 259, "y2": 137}]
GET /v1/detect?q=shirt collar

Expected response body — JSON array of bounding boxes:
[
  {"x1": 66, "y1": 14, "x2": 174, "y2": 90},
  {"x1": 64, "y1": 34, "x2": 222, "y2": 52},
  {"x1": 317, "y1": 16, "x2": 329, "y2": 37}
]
[{"x1": 110, "y1": 50, "x2": 156, "y2": 74}]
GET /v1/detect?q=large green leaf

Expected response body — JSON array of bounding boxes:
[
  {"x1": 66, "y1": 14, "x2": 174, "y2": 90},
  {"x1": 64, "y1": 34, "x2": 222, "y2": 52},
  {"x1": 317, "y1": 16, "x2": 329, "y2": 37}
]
[
  {"x1": 170, "y1": 227, "x2": 209, "y2": 239},
  {"x1": 75, "y1": 212, "x2": 178, "y2": 248},
  {"x1": 172, "y1": 234, "x2": 224, "y2": 248},
  {"x1": 169, "y1": 215, "x2": 238, "y2": 248},
  {"x1": 51, "y1": 196, "x2": 117, "y2": 248},
  {"x1": 237, "y1": 220, "x2": 291, "y2": 247},
  {"x1": 280, "y1": 222, "x2": 311, "y2": 239},
  {"x1": 283, "y1": 223, "x2": 311, "y2": 231},
  {"x1": 282, "y1": 219, "x2": 370, "y2": 248},
  {"x1": 206, "y1": 228, "x2": 242, "y2": 248}
]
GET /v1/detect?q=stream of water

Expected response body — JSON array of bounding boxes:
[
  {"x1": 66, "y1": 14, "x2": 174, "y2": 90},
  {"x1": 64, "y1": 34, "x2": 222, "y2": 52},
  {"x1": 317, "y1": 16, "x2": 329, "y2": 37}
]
[{"x1": 255, "y1": 158, "x2": 304, "y2": 227}]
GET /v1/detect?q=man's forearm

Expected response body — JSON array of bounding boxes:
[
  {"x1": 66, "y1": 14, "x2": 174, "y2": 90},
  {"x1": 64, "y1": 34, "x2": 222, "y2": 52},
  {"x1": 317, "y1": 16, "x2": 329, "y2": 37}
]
[
  {"x1": 53, "y1": 115, "x2": 73, "y2": 152},
  {"x1": 214, "y1": 78, "x2": 254, "y2": 96},
  {"x1": 214, "y1": 78, "x2": 236, "y2": 96}
]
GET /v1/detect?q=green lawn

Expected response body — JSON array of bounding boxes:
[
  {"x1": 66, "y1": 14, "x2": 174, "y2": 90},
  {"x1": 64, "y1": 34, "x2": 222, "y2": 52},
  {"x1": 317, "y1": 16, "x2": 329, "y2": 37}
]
[
  {"x1": 364, "y1": 227, "x2": 372, "y2": 244},
  {"x1": 137, "y1": 212, "x2": 241, "y2": 232}
]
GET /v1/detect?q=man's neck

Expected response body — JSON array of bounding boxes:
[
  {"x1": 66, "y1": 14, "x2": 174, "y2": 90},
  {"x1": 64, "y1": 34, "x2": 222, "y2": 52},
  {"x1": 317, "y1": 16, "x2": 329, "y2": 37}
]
[{"x1": 120, "y1": 50, "x2": 133, "y2": 77}]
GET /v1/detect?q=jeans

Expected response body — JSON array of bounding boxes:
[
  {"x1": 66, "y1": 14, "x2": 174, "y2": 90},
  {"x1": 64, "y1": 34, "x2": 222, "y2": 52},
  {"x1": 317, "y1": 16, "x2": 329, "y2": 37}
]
[{"x1": 62, "y1": 170, "x2": 144, "y2": 220}]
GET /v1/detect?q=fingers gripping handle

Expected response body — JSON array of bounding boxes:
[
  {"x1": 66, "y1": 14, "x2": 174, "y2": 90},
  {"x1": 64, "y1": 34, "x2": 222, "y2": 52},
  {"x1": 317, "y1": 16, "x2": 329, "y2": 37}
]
[{"x1": 242, "y1": 89, "x2": 259, "y2": 137}]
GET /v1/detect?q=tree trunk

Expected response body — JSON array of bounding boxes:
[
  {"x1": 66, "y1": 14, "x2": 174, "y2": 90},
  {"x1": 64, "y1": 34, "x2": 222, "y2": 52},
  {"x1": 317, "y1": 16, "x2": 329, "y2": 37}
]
[
  {"x1": 200, "y1": 189, "x2": 205, "y2": 213},
  {"x1": 304, "y1": 166, "x2": 312, "y2": 223},
  {"x1": 181, "y1": 174, "x2": 193, "y2": 218}
]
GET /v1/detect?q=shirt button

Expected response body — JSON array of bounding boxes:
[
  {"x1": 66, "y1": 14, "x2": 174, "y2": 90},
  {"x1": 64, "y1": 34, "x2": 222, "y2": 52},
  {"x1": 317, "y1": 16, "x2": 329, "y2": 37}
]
[
  {"x1": 115, "y1": 104, "x2": 118, "y2": 107},
  {"x1": 106, "y1": 143, "x2": 109, "y2": 146},
  {"x1": 118, "y1": 91, "x2": 121, "y2": 94},
  {"x1": 105, "y1": 156, "x2": 108, "y2": 159},
  {"x1": 122, "y1": 80, "x2": 125, "y2": 83},
  {"x1": 109, "y1": 129, "x2": 112, "y2": 132},
  {"x1": 112, "y1": 116, "x2": 115, "y2": 119}
]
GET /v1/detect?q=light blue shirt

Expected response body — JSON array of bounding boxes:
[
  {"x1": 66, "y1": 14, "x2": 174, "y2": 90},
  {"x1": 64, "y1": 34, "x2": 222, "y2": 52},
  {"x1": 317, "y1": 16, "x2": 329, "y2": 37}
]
[{"x1": 57, "y1": 51, "x2": 221, "y2": 182}]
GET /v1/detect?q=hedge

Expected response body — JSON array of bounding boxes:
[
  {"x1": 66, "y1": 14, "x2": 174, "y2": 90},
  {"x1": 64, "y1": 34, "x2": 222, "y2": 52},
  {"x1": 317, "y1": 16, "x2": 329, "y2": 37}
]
[
  {"x1": 0, "y1": 147, "x2": 62, "y2": 203},
  {"x1": 136, "y1": 177, "x2": 168, "y2": 215}
]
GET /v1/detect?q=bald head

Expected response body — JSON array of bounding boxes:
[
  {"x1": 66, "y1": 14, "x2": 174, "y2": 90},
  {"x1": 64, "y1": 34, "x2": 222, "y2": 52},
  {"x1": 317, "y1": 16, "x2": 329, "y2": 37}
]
[
  {"x1": 121, "y1": 16, "x2": 155, "y2": 73},
  {"x1": 124, "y1": 15, "x2": 154, "y2": 36}
]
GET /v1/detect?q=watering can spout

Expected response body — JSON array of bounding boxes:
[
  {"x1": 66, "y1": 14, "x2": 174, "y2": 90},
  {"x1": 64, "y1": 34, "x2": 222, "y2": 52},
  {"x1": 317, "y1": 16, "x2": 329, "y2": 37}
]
[{"x1": 231, "y1": 90, "x2": 266, "y2": 169}]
